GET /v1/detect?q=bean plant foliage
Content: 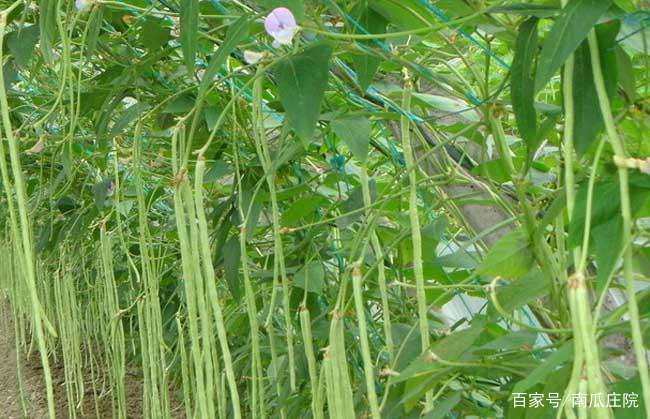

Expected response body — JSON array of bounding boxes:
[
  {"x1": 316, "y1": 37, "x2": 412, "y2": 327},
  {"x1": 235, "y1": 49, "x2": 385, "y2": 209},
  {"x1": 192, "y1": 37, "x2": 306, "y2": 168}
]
[{"x1": 0, "y1": 0, "x2": 648, "y2": 418}]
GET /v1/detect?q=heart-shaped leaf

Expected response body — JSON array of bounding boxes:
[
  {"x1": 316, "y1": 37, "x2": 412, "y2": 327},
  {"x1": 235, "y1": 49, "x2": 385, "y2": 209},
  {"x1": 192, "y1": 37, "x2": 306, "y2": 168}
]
[{"x1": 276, "y1": 43, "x2": 332, "y2": 145}]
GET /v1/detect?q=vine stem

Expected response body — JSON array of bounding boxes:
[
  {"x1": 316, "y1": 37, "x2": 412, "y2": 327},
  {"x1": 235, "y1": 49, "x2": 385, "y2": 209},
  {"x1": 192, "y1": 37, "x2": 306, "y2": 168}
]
[{"x1": 587, "y1": 30, "x2": 650, "y2": 416}]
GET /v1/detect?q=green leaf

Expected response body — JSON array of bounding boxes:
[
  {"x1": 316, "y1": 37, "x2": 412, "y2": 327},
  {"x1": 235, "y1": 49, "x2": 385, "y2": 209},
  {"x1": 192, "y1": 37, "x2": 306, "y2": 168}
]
[
  {"x1": 613, "y1": 0, "x2": 636, "y2": 13},
  {"x1": 293, "y1": 262, "x2": 325, "y2": 294},
  {"x1": 512, "y1": 343, "x2": 573, "y2": 393},
  {"x1": 163, "y1": 94, "x2": 195, "y2": 114},
  {"x1": 476, "y1": 331, "x2": 538, "y2": 352},
  {"x1": 472, "y1": 159, "x2": 510, "y2": 183},
  {"x1": 569, "y1": 175, "x2": 650, "y2": 288},
  {"x1": 401, "y1": 370, "x2": 452, "y2": 413},
  {"x1": 369, "y1": 0, "x2": 437, "y2": 30},
  {"x1": 139, "y1": 17, "x2": 172, "y2": 50},
  {"x1": 85, "y1": 8, "x2": 104, "y2": 57},
  {"x1": 616, "y1": 46, "x2": 635, "y2": 102},
  {"x1": 331, "y1": 116, "x2": 371, "y2": 162},
  {"x1": 352, "y1": 7, "x2": 388, "y2": 91},
  {"x1": 110, "y1": 102, "x2": 149, "y2": 138},
  {"x1": 632, "y1": 247, "x2": 650, "y2": 278},
  {"x1": 534, "y1": 0, "x2": 613, "y2": 92},
  {"x1": 511, "y1": 18, "x2": 539, "y2": 151},
  {"x1": 204, "y1": 106, "x2": 220, "y2": 131},
  {"x1": 572, "y1": 20, "x2": 619, "y2": 155},
  {"x1": 611, "y1": 375, "x2": 647, "y2": 418},
  {"x1": 526, "y1": 114, "x2": 558, "y2": 166},
  {"x1": 7, "y1": 25, "x2": 40, "y2": 67},
  {"x1": 437, "y1": 248, "x2": 479, "y2": 270},
  {"x1": 410, "y1": 93, "x2": 480, "y2": 122},
  {"x1": 423, "y1": 391, "x2": 462, "y2": 419},
  {"x1": 223, "y1": 236, "x2": 242, "y2": 299},
  {"x1": 202, "y1": 159, "x2": 232, "y2": 183},
  {"x1": 392, "y1": 319, "x2": 485, "y2": 384},
  {"x1": 491, "y1": 269, "x2": 550, "y2": 314},
  {"x1": 569, "y1": 179, "x2": 620, "y2": 247},
  {"x1": 431, "y1": 318, "x2": 486, "y2": 361},
  {"x1": 477, "y1": 229, "x2": 534, "y2": 279},
  {"x1": 198, "y1": 16, "x2": 251, "y2": 99},
  {"x1": 281, "y1": 195, "x2": 327, "y2": 226},
  {"x1": 276, "y1": 43, "x2": 332, "y2": 145},
  {"x1": 180, "y1": 0, "x2": 200, "y2": 72},
  {"x1": 421, "y1": 217, "x2": 447, "y2": 262},
  {"x1": 353, "y1": 51, "x2": 381, "y2": 93},
  {"x1": 593, "y1": 215, "x2": 623, "y2": 291},
  {"x1": 38, "y1": 0, "x2": 58, "y2": 62}
]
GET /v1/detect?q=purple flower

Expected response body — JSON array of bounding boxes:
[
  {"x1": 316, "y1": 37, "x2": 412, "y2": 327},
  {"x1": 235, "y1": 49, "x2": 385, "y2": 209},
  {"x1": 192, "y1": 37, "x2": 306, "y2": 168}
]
[{"x1": 264, "y1": 7, "x2": 298, "y2": 47}]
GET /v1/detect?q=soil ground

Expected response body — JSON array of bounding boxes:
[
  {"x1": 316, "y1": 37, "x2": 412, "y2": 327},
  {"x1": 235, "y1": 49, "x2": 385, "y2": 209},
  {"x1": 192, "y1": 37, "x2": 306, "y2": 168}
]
[{"x1": 0, "y1": 299, "x2": 184, "y2": 418}]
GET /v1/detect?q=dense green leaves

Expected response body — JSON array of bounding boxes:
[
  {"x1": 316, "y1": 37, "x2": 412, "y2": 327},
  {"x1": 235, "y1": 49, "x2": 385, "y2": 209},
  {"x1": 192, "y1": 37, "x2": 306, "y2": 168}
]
[
  {"x1": 511, "y1": 18, "x2": 539, "y2": 153},
  {"x1": 534, "y1": 0, "x2": 613, "y2": 92},
  {"x1": 3, "y1": 1, "x2": 649, "y2": 418},
  {"x1": 276, "y1": 43, "x2": 332, "y2": 145}
]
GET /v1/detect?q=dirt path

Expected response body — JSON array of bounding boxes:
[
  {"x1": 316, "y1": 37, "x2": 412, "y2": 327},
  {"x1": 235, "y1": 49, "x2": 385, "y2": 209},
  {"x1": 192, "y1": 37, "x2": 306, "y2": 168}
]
[
  {"x1": 0, "y1": 299, "x2": 139, "y2": 418},
  {"x1": 0, "y1": 299, "x2": 49, "y2": 418},
  {"x1": 0, "y1": 298, "x2": 186, "y2": 419}
]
